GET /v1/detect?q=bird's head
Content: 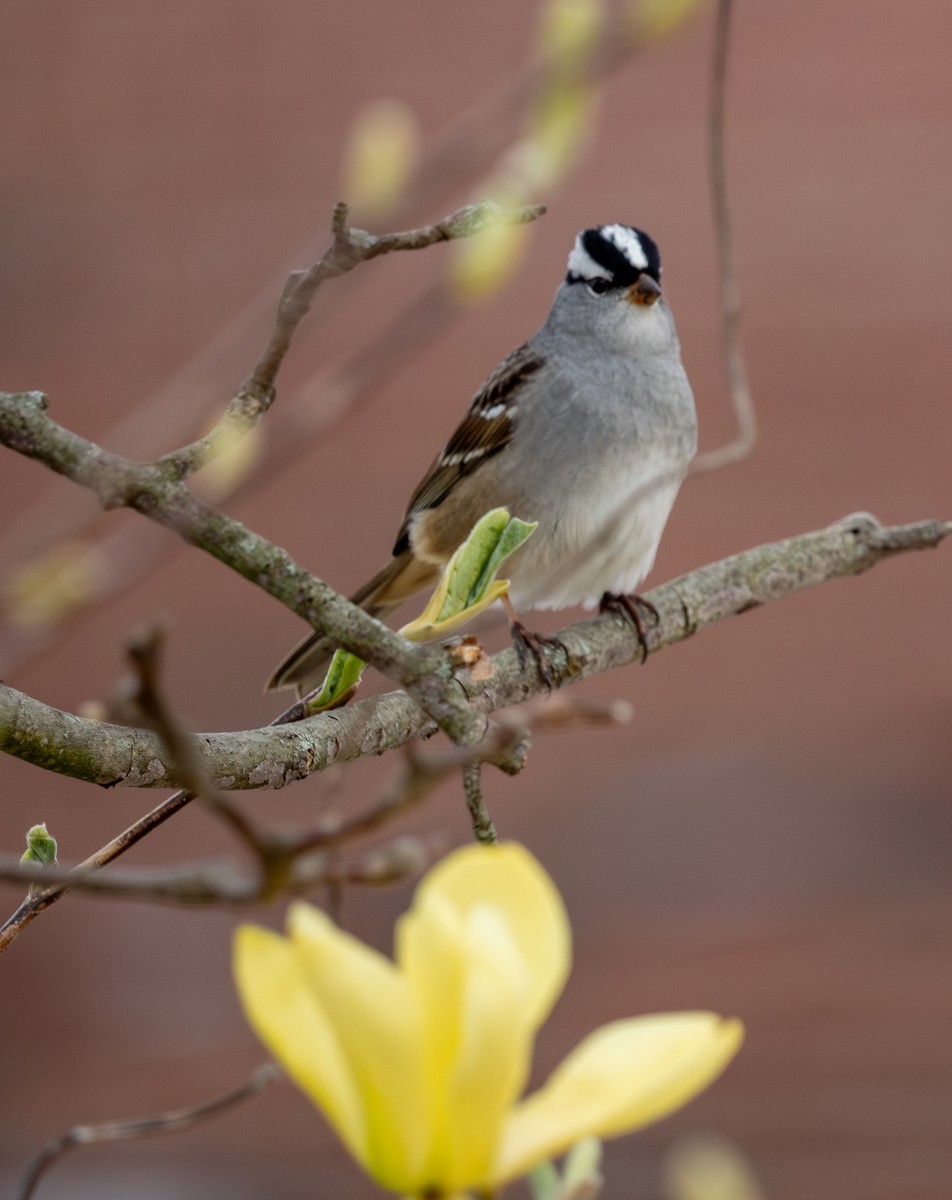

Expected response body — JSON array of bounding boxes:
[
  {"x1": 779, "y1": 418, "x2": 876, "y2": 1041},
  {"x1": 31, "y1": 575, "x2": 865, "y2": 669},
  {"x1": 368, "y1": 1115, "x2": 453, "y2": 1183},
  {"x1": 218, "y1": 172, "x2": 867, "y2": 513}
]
[{"x1": 565, "y1": 223, "x2": 663, "y2": 308}]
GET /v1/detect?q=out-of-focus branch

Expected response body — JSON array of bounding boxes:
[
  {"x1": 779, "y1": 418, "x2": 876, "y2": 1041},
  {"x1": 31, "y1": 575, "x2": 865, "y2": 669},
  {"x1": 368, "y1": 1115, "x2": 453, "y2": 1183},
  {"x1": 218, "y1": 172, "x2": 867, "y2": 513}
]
[
  {"x1": 120, "y1": 623, "x2": 264, "y2": 853},
  {"x1": 18, "y1": 1063, "x2": 282, "y2": 1200},
  {"x1": 692, "y1": 0, "x2": 755, "y2": 474},
  {"x1": 0, "y1": 837, "x2": 429, "y2": 906}
]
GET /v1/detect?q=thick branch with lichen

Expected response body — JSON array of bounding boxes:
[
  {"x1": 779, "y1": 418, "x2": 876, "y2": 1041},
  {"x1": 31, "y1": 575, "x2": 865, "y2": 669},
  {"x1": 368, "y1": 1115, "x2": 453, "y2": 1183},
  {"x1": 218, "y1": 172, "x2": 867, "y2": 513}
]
[
  {"x1": 0, "y1": 389, "x2": 491, "y2": 745},
  {"x1": 1, "y1": 513, "x2": 946, "y2": 790}
]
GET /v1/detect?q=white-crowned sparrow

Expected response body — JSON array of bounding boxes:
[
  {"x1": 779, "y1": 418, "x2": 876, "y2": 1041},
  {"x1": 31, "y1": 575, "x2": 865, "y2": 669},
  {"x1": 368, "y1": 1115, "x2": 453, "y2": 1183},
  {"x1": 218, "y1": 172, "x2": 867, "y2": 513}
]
[{"x1": 268, "y1": 223, "x2": 697, "y2": 695}]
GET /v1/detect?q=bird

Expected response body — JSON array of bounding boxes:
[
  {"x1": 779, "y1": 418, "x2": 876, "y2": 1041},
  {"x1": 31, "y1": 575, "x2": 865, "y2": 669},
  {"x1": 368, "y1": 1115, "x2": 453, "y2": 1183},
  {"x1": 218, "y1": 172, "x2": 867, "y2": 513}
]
[{"x1": 267, "y1": 222, "x2": 697, "y2": 696}]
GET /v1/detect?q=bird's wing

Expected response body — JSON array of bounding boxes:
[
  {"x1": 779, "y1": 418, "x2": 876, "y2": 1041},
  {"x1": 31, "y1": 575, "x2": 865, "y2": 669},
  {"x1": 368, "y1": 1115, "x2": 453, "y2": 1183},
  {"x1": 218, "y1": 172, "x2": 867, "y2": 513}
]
[{"x1": 392, "y1": 342, "x2": 544, "y2": 554}]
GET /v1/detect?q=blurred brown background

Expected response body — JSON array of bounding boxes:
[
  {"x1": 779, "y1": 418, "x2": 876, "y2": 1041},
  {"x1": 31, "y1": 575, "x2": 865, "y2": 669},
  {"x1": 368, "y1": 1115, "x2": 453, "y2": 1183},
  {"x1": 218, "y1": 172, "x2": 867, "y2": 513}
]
[{"x1": 2, "y1": 2, "x2": 951, "y2": 1198}]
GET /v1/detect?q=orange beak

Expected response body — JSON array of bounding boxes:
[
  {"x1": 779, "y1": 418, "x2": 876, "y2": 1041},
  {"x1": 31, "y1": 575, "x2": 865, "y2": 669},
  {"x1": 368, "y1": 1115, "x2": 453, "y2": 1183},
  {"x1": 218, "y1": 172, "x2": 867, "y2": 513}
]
[{"x1": 626, "y1": 275, "x2": 662, "y2": 306}]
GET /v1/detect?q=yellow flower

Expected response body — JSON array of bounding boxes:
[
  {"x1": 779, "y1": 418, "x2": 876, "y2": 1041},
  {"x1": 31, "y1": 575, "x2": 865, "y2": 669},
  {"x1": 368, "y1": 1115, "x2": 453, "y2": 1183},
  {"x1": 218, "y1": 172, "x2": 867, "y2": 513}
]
[{"x1": 233, "y1": 844, "x2": 742, "y2": 1197}]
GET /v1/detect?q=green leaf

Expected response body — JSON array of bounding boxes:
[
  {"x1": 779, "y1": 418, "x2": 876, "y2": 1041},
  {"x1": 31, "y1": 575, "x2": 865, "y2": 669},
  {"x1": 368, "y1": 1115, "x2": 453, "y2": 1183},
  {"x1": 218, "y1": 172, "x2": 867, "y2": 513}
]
[
  {"x1": 306, "y1": 649, "x2": 367, "y2": 714},
  {"x1": 561, "y1": 1137, "x2": 602, "y2": 1189},
  {"x1": 307, "y1": 508, "x2": 536, "y2": 707},
  {"x1": 467, "y1": 513, "x2": 537, "y2": 607},
  {"x1": 21, "y1": 822, "x2": 57, "y2": 868},
  {"x1": 527, "y1": 1161, "x2": 561, "y2": 1200},
  {"x1": 400, "y1": 508, "x2": 536, "y2": 642}
]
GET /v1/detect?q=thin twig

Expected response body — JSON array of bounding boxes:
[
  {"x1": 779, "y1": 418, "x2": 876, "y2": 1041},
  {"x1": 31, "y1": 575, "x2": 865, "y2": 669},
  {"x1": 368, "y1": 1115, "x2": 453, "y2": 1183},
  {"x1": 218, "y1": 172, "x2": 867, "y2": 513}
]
[
  {"x1": 0, "y1": 856, "x2": 259, "y2": 903},
  {"x1": 292, "y1": 743, "x2": 462, "y2": 852},
  {"x1": 157, "y1": 201, "x2": 545, "y2": 481},
  {"x1": 462, "y1": 762, "x2": 497, "y2": 844},
  {"x1": 0, "y1": 837, "x2": 429, "y2": 906},
  {"x1": 248, "y1": 201, "x2": 544, "y2": 399},
  {"x1": 0, "y1": 788, "x2": 195, "y2": 948},
  {"x1": 691, "y1": 0, "x2": 756, "y2": 474},
  {"x1": 124, "y1": 623, "x2": 264, "y2": 853},
  {"x1": 18, "y1": 1062, "x2": 282, "y2": 1200}
]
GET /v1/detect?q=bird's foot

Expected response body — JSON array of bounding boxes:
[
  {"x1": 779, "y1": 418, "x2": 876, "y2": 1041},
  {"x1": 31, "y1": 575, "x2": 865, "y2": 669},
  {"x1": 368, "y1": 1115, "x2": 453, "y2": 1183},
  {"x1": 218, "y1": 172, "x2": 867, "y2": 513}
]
[
  {"x1": 509, "y1": 621, "x2": 566, "y2": 691},
  {"x1": 599, "y1": 592, "x2": 659, "y2": 662}
]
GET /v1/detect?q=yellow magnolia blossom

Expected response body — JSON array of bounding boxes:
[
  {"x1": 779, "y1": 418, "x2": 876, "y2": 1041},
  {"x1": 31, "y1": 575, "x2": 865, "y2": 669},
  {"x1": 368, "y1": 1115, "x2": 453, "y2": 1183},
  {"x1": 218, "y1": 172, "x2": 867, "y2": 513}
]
[{"x1": 234, "y1": 844, "x2": 742, "y2": 1197}]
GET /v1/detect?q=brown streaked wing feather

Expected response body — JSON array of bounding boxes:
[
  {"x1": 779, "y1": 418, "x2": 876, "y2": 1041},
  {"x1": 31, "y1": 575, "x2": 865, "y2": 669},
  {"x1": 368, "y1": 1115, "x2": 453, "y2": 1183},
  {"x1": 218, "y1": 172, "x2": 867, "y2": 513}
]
[{"x1": 392, "y1": 343, "x2": 544, "y2": 554}]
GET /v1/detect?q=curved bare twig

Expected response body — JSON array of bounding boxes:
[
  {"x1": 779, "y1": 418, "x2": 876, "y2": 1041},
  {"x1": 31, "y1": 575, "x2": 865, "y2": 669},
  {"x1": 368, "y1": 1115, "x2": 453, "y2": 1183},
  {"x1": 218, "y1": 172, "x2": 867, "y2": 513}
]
[
  {"x1": 692, "y1": 0, "x2": 756, "y2": 474},
  {"x1": 18, "y1": 1063, "x2": 282, "y2": 1200}
]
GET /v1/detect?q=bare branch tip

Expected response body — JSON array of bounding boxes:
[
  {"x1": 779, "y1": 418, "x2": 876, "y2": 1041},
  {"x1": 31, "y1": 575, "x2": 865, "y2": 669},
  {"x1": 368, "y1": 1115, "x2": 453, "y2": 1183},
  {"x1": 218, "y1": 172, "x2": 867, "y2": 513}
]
[{"x1": 331, "y1": 201, "x2": 350, "y2": 239}]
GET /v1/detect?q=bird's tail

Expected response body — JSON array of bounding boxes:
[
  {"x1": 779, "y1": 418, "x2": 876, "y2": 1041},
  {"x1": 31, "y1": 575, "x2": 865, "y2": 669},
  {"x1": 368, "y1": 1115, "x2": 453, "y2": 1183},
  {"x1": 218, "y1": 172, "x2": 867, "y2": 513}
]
[{"x1": 265, "y1": 550, "x2": 440, "y2": 697}]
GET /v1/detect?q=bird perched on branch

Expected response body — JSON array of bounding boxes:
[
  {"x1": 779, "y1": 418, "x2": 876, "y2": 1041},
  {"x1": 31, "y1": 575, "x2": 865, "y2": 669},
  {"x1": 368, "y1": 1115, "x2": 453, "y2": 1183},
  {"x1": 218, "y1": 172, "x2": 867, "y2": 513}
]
[{"x1": 268, "y1": 222, "x2": 697, "y2": 696}]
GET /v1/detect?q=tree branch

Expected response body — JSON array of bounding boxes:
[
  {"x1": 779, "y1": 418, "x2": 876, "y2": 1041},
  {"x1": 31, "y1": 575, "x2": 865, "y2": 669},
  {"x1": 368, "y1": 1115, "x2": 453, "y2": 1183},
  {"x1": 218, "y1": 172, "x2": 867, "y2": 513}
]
[
  {"x1": 0, "y1": 22, "x2": 621, "y2": 679},
  {"x1": 0, "y1": 700, "x2": 624, "y2": 931},
  {"x1": 0, "y1": 389, "x2": 489, "y2": 746},
  {"x1": 2, "y1": 514, "x2": 946, "y2": 792},
  {"x1": 18, "y1": 1063, "x2": 282, "y2": 1200},
  {"x1": 0, "y1": 836, "x2": 429, "y2": 906},
  {"x1": 159, "y1": 201, "x2": 545, "y2": 481},
  {"x1": 692, "y1": 0, "x2": 756, "y2": 475}
]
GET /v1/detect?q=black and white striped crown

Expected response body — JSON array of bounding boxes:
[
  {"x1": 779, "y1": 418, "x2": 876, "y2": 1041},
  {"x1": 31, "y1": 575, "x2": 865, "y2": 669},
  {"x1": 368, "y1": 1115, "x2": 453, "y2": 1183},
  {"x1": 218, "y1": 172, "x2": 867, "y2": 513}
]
[{"x1": 566, "y1": 224, "x2": 661, "y2": 288}]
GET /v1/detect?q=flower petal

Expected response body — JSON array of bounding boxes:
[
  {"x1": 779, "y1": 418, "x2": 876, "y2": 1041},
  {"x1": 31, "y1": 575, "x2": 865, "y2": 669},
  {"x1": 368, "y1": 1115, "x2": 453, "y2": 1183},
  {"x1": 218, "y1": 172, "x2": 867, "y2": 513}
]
[
  {"x1": 410, "y1": 842, "x2": 571, "y2": 1027},
  {"x1": 439, "y1": 905, "x2": 540, "y2": 1182},
  {"x1": 397, "y1": 878, "x2": 538, "y2": 1189},
  {"x1": 495, "y1": 1013, "x2": 743, "y2": 1184},
  {"x1": 287, "y1": 903, "x2": 430, "y2": 1193},
  {"x1": 232, "y1": 925, "x2": 365, "y2": 1163},
  {"x1": 393, "y1": 843, "x2": 570, "y2": 1192}
]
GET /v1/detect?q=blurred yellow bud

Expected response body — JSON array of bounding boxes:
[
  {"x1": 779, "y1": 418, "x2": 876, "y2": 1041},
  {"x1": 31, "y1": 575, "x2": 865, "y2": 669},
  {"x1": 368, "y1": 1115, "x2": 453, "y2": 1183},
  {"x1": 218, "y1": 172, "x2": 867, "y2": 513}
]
[
  {"x1": 525, "y1": 86, "x2": 596, "y2": 188},
  {"x1": 663, "y1": 1135, "x2": 765, "y2": 1200},
  {"x1": 630, "y1": 0, "x2": 707, "y2": 42},
  {"x1": 451, "y1": 211, "x2": 529, "y2": 302},
  {"x1": 342, "y1": 98, "x2": 420, "y2": 218},
  {"x1": 192, "y1": 416, "x2": 264, "y2": 503},
  {"x1": 539, "y1": 0, "x2": 603, "y2": 68},
  {"x1": 454, "y1": 0, "x2": 601, "y2": 295},
  {"x1": 5, "y1": 540, "x2": 106, "y2": 627}
]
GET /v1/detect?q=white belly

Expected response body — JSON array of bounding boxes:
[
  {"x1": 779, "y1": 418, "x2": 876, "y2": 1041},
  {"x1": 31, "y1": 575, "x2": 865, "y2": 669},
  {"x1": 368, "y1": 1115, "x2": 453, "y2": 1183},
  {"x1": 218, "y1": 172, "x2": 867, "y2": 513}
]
[{"x1": 506, "y1": 462, "x2": 684, "y2": 610}]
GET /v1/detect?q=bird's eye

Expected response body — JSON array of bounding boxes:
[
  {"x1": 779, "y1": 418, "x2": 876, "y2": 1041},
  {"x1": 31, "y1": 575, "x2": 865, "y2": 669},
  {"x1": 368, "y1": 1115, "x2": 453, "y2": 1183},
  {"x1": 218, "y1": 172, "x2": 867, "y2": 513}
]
[{"x1": 587, "y1": 277, "x2": 611, "y2": 296}]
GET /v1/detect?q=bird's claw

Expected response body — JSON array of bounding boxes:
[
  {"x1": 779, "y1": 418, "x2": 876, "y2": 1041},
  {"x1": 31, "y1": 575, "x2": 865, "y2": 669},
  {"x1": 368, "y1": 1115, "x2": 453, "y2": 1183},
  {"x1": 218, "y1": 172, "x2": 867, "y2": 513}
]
[
  {"x1": 510, "y1": 621, "x2": 565, "y2": 690},
  {"x1": 599, "y1": 592, "x2": 659, "y2": 662}
]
